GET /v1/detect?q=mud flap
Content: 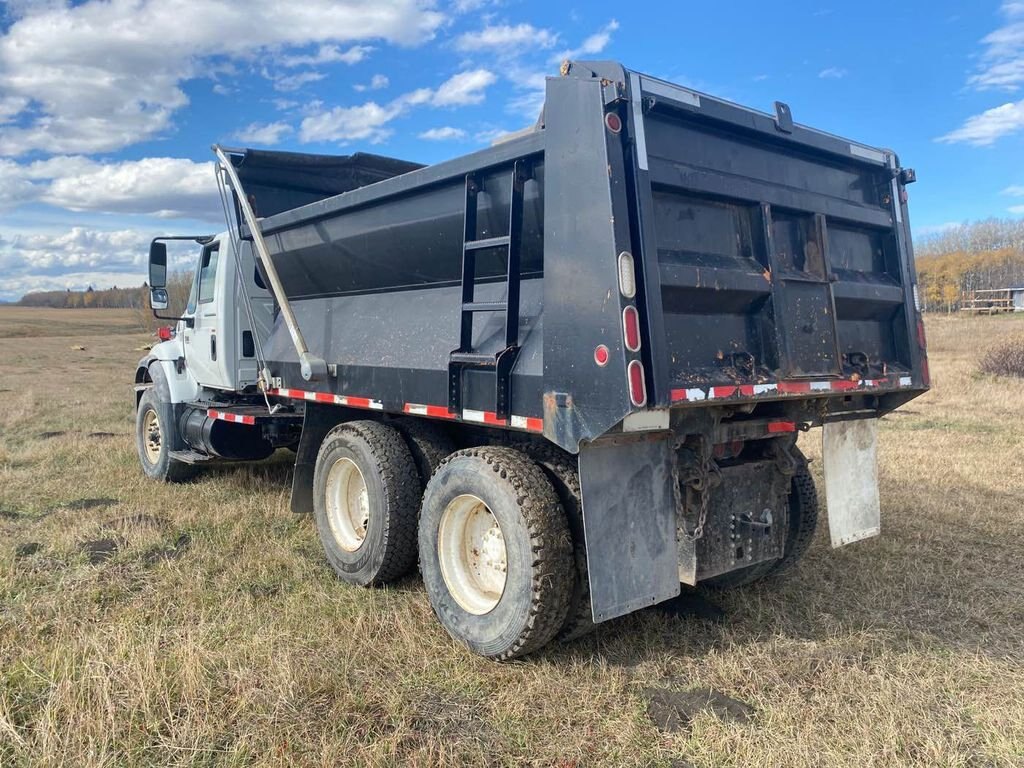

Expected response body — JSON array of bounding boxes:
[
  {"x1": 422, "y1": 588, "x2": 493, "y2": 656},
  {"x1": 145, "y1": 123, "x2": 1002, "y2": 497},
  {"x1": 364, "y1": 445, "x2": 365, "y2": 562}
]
[
  {"x1": 578, "y1": 432, "x2": 681, "y2": 622},
  {"x1": 822, "y1": 418, "x2": 881, "y2": 547}
]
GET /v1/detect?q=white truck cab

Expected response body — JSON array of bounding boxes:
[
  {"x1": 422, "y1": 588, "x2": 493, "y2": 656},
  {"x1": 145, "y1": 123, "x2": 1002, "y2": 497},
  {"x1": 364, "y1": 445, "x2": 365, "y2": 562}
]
[
  {"x1": 151, "y1": 234, "x2": 274, "y2": 392},
  {"x1": 134, "y1": 232, "x2": 298, "y2": 481}
]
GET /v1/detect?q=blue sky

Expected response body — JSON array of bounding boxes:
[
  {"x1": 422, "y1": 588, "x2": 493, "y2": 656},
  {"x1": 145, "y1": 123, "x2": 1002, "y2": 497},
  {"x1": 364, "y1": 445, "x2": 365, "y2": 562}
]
[{"x1": 1, "y1": 0, "x2": 1023, "y2": 301}]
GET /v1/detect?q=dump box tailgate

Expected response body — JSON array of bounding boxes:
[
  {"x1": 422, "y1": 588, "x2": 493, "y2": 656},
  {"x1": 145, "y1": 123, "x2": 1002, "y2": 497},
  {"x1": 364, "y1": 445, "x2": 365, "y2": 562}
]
[{"x1": 627, "y1": 73, "x2": 926, "y2": 406}]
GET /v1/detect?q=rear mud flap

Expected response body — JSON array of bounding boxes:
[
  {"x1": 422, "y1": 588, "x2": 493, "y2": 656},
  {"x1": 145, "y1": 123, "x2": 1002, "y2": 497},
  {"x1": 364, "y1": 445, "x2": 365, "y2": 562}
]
[
  {"x1": 822, "y1": 418, "x2": 881, "y2": 547},
  {"x1": 578, "y1": 433, "x2": 681, "y2": 623}
]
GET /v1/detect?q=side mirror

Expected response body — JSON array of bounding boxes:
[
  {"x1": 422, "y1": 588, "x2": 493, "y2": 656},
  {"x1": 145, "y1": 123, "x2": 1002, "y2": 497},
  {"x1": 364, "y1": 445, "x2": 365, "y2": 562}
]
[
  {"x1": 149, "y1": 241, "x2": 168, "y2": 288},
  {"x1": 150, "y1": 287, "x2": 169, "y2": 311}
]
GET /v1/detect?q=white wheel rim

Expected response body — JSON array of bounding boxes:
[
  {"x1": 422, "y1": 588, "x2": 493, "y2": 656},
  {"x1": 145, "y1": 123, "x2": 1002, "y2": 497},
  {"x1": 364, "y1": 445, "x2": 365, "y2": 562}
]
[
  {"x1": 325, "y1": 458, "x2": 370, "y2": 552},
  {"x1": 143, "y1": 408, "x2": 162, "y2": 464},
  {"x1": 438, "y1": 494, "x2": 507, "y2": 615}
]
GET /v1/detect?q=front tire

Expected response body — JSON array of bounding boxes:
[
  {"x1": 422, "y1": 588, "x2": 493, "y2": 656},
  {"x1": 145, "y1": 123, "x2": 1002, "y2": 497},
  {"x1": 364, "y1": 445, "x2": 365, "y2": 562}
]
[
  {"x1": 135, "y1": 388, "x2": 196, "y2": 482},
  {"x1": 313, "y1": 421, "x2": 420, "y2": 586},
  {"x1": 419, "y1": 447, "x2": 573, "y2": 660}
]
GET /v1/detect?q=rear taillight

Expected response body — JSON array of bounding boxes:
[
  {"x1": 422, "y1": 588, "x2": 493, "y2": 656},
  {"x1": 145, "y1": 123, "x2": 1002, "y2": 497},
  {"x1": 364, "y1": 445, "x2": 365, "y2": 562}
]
[
  {"x1": 617, "y1": 251, "x2": 636, "y2": 298},
  {"x1": 916, "y1": 319, "x2": 927, "y2": 350},
  {"x1": 157, "y1": 326, "x2": 173, "y2": 341},
  {"x1": 627, "y1": 360, "x2": 647, "y2": 407},
  {"x1": 622, "y1": 305, "x2": 641, "y2": 352}
]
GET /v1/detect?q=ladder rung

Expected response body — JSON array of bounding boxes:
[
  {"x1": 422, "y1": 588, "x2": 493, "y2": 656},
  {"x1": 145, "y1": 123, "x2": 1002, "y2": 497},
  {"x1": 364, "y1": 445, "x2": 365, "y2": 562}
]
[
  {"x1": 463, "y1": 301, "x2": 507, "y2": 313},
  {"x1": 450, "y1": 351, "x2": 497, "y2": 367},
  {"x1": 464, "y1": 235, "x2": 511, "y2": 251}
]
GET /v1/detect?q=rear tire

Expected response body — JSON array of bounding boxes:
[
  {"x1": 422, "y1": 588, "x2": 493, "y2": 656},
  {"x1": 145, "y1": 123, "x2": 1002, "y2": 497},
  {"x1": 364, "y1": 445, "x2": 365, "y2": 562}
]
[
  {"x1": 393, "y1": 418, "x2": 456, "y2": 487},
  {"x1": 313, "y1": 421, "x2": 420, "y2": 586},
  {"x1": 419, "y1": 447, "x2": 573, "y2": 660},
  {"x1": 135, "y1": 388, "x2": 196, "y2": 483},
  {"x1": 702, "y1": 464, "x2": 819, "y2": 589},
  {"x1": 523, "y1": 444, "x2": 594, "y2": 642}
]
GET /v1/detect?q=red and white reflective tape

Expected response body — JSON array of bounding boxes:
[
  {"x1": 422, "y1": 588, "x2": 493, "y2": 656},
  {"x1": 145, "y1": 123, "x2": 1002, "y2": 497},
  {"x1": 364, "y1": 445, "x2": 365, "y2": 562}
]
[
  {"x1": 403, "y1": 403, "x2": 457, "y2": 420},
  {"x1": 268, "y1": 388, "x2": 384, "y2": 410},
  {"x1": 207, "y1": 408, "x2": 256, "y2": 425},
  {"x1": 269, "y1": 390, "x2": 545, "y2": 433},
  {"x1": 671, "y1": 375, "x2": 916, "y2": 404}
]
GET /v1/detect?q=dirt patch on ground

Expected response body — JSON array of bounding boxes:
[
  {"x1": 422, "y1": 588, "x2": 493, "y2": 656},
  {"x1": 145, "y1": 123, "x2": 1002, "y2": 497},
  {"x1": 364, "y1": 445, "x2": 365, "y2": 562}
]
[
  {"x1": 36, "y1": 431, "x2": 66, "y2": 439},
  {"x1": 142, "y1": 533, "x2": 191, "y2": 566},
  {"x1": 642, "y1": 685, "x2": 754, "y2": 733},
  {"x1": 59, "y1": 498, "x2": 118, "y2": 512},
  {"x1": 79, "y1": 537, "x2": 121, "y2": 564},
  {"x1": 14, "y1": 542, "x2": 42, "y2": 559},
  {"x1": 87, "y1": 431, "x2": 119, "y2": 439}
]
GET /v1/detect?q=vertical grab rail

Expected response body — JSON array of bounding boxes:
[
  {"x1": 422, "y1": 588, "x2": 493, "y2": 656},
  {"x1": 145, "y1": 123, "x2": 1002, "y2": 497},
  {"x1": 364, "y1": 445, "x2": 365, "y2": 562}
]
[{"x1": 212, "y1": 144, "x2": 327, "y2": 382}]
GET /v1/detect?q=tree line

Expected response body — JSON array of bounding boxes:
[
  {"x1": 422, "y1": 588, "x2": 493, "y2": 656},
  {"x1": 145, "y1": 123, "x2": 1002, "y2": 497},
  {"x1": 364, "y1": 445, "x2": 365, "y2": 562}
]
[
  {"x1": 17, "y1": 283, "x2": 151, "y2": 309},
  {"x1": 17, "y1": 272, "x2": 194, "y2": 314},
  {"x1": 914, "y1": 217, "x2": 1024, "y2": 312}
]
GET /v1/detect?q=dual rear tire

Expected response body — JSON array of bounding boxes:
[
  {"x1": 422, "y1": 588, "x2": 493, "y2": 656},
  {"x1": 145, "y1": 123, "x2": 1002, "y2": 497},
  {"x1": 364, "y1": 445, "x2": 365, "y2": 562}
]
[{"x1": 312, "y1": 424, "x2": 576, "y2": 659}]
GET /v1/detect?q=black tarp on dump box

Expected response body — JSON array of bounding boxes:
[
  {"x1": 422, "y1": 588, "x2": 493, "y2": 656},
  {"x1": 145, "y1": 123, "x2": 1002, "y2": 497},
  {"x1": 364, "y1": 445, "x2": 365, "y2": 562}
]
[{"x1": 231, "y1": 148, "x2": 424, "y2": 219}]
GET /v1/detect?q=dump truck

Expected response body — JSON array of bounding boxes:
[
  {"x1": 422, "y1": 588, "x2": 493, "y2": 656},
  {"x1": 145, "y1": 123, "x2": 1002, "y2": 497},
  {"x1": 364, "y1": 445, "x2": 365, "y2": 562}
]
[{"x1": 134, "y1": 60, "x2": 929, "y2": 660}]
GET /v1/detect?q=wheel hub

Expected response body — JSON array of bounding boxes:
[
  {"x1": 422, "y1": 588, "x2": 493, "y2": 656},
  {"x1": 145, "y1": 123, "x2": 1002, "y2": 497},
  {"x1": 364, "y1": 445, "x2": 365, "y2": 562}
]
[
  {"x1": 438, "y1": 495, "x2": 508, "y2": 615},
  {"x1": 325, "y1": 457, "x2": 370, "y2": 552},
  {"x1": 142, "y1": 408, "x2": 162, "y2": 464}
]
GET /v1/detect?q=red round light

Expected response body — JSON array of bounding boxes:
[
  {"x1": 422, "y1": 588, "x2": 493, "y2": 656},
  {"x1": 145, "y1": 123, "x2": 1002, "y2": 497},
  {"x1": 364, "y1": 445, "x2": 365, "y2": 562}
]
[
  {"x1": 605, "y1": 112, "x2": 622, "y2": 134},
  {"x1": 594, "y1": 344, "x2": 610, "y2": 366}
]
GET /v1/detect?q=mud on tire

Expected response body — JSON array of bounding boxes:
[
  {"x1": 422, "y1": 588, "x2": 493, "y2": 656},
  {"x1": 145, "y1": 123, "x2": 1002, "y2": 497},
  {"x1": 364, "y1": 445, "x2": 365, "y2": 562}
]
[
  {"x1": 135, "y1": 387, "x2": 196, "y2": 483},
  {"x1": 313, "y1": 420, "x2": 421, "y2": 586},
  {"x1": 418, "y1": 446, "x2": 573, "y2": 660},
  {"x1": 522, "y1": 443, "x2": 594, "y2": 643}
]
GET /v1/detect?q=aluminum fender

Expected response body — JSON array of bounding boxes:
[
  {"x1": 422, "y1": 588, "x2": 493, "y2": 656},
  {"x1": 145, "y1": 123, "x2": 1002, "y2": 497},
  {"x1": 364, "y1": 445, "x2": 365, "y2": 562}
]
[{"x1": 577, "y1": 432, "x2": 680, "y2": 622}]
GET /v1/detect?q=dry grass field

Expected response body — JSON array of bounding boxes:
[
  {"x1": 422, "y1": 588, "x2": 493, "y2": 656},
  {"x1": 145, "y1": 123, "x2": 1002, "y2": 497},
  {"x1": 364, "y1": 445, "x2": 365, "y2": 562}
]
[{"x1": 1, "y1": 307, "x2": 1023, "y2": 767}]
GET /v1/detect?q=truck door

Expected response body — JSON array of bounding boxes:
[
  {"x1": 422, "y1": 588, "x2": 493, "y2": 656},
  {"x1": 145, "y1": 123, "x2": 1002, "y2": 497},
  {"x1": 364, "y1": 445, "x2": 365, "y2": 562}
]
[{"x1": 181, "y1": 241, "x2": 227, "y2": 389}]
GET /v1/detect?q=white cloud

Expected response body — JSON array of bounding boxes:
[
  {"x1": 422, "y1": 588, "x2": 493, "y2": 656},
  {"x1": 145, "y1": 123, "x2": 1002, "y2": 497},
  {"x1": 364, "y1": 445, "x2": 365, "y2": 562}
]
[
  {"x1": 1003, "y1": 184, "x2": 1024, "y2": 196},
  {"x1": 1008, "y1": 204, "x2": 1024, "y2": 214},
  {"x1": 968, "y1": 1, "x2": 1024, "y2": 91},
  {"x1": 0, "y1": 0, "x2": 446, "y2": 156},
  {"x1": 300, "y1": 101, "x2": 403, "y2": 143},
  {"x1": 0, "y1": 156, "x2": 219, "y2": 219},
  {"x1": 279, "y1": 44, "x2": 372, "y2": 68},
  {"x1": 456, "y1": 24, "x2": 558, "y2": 52},
  {"x1": 818, "y1": 67, "x2": 847, "y2": 79},
  {"x1": 270, "y1": 71, "x2": 325, "y2": 93},
  {"x1": 552, "y1": 19, "x2": 619, "y2": 62},
  {"x1": 432, "y1": 69, "x2": 497, "y2": 106},
  {"x1": 937, "y1": 100, "x2": 1024, "y2": 145},
  {"x1": 300, "y1": 69, "x2": 496, "y2": 144},
  {"x1": 354, "y1": 74, "x2": 390, "y2": 92},
  {"x1": 234, "y1": 121, "x2": 294, "y2": 145},
  {"x1": 419, "y1": 126, "x2": 467, "y2": 140}
]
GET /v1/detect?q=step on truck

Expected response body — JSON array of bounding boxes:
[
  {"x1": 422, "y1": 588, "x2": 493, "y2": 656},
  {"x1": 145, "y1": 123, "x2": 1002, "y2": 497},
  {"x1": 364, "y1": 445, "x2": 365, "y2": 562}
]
[{"x1": 134, "y1": 60, "x2": 929, "y2": 660}]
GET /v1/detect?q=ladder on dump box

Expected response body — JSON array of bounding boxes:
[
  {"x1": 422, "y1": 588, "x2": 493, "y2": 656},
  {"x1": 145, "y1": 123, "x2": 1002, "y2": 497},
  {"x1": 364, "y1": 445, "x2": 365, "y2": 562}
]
[{"x1": 448, "y1": 160, "x2": 530, "y2": 420}]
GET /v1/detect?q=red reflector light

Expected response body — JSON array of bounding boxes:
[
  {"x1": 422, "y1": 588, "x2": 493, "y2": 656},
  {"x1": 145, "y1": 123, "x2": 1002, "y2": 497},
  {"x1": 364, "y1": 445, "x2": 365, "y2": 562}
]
[
  {"x1": 767, "y1": 421, "x2": 797, "y2": 434},
  {"x1": 627, "y1": 360, "x2": 647, "y2": 407},
  {"x1": 622, "y1": 305, "x2": 641, "y2": 352},
  {"x1": 916, "y1": 319, "x2": 927, "y2": 350},
  {"x1": 156, "y1": 326, "x2": 173, "y2": 341},
  {"x1": 594, "y1": 344, "x2": 609, "y2": 366},
  {"x1": 605, "y1": 112, "x2": 622, "y2": 134}
]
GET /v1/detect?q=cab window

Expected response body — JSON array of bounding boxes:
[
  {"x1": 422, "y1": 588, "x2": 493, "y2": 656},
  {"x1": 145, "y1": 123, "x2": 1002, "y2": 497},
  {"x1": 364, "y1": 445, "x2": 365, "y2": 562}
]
[{"x1": 198, "y1": 245, "x2": 219, "y2": 304}]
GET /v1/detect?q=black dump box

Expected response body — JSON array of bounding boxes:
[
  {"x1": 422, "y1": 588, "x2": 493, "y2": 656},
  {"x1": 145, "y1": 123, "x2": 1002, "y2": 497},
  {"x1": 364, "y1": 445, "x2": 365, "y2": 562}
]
[
  {"x1": 240, "y1": 60, "x2": 927, "y2": 454},
  {"x1": 225, "y1": 60, "x2": 929, "y2": 623}
]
